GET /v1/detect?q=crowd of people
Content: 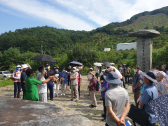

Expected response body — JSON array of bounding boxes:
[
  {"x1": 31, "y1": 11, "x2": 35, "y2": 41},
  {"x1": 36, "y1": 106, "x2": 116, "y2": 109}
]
[{"x1": 11, "y1": 63, "x2": 168, "y2": 126}]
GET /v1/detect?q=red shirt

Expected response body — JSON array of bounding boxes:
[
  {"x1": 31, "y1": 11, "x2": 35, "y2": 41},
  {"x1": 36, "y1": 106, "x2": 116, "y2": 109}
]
[{"x1": 89, "y1": 78, "x2": 97, "y2": 91}]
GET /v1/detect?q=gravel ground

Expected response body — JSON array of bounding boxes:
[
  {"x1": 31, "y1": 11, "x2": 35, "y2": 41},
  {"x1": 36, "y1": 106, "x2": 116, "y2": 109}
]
[{"x1": 0, "y1": 76, "x2": 137, "y2": 126}]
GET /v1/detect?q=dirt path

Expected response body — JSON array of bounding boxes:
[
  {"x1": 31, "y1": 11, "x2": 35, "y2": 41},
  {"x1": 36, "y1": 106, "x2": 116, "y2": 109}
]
[{"x1": 0, "y1": 76, "x2": 135, "y2": 126}]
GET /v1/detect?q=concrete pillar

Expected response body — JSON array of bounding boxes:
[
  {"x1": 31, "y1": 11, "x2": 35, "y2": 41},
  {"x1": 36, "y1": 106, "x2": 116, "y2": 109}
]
[
  {"x1": 125, "y1": 29, "x2": 160, "y2": 72},
  {"x1": 137, "y1": 37, "x2": 152, "y2": 72}
]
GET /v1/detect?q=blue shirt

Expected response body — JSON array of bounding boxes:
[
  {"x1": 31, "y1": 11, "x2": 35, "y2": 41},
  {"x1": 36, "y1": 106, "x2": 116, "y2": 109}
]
[
  {"x1": 60, "y1": 72, "x2": 68, "y2": 84},
  {"x1": 140, "y1": 84, "x2": 158, "y2": 123},
  {"x1": 133, "y1": 73, "x2": 141, "y2": 92}
]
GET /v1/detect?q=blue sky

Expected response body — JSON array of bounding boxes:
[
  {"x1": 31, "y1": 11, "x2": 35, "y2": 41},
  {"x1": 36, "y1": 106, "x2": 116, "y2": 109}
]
[{"x1": 0, "y1": 0, "x2": 168, "y2": 34}]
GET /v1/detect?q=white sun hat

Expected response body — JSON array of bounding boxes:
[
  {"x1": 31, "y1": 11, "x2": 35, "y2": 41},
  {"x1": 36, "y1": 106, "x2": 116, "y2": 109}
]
[{"x1": 22, "y1": 64, "x2": 28, "y2": 69}]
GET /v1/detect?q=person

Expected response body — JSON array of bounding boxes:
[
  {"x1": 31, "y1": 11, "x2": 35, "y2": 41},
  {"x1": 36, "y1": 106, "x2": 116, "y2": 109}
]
[
  {"x1": 99, "y1": 70, "x2": 109, "y2": 121},
  {"x1": 76, "y1": 69, "x2": 82, "y2": 98},
  {"x1": 36, "y1": 66, "x2": 48, "y2": 102},
  {"x1": 155, "y1": 73, "x2": 167, "y2": 97},
  {"x1": 119, "y1": 68, "x2": 125, "y2": 88},
  {"x1": 139, "y1": 71, "x2": 158, "y2": 126},
  {"x1": 133, "y1": 66, "x2": 137, "y2": 75},
  {"x1": 100, "y1": 69, "x2": 105, "y2": 86},
  {"x1": 45, "y1": 64, "x2": 55, "y2": 100},
  {"x1": 88, "y1": 71, "x2": 97, "y2": 108},
  {"x1": 13, "y1": 65, "x2": 22, "y2": 98},
  {"x1": 132, "y1": 66, "x2": 141, "y2": 106},
  {"x1": 118, "y1": 65, "x2": 122, "y2": 70},
  {"x1": 161, "y1": 65, "x2": 168, "y2": 75},
  {"x1": 54, "y1": 74, "x2": 60, "y2": 97},
  {"x1": 87, "y1": 68, "x2": 93, "y2": 96},
  {"x1": 154, "y1": 66, "x2": 159, "y2": 71},
  {"x1": 104, "y1": 72, "x2": 130, "y2": 126},
  {"x1": 95, "y1": 66, "x2": 99, "y2": 79},
  {"x1": 67, "y1": 66, "x2": 72, "y2": 91},
  {"x1": 70, "y1": 67, "x2": 78, "y2": 102},
  {"x1": 60, "y1": 67, "x2": 68, "y2": 95},
  {"x1": 24, "y1": 69, "x2": 54, "y2": 101},
  {"x1": 20, "y1": 64, "x2": 28, "y2": 99},
  {"x1": 124, "y1": 65, "x2": 131, "y2": 84}
]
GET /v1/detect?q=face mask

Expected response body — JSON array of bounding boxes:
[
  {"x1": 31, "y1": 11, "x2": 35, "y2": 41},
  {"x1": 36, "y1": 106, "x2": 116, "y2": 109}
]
[
  {"x1": 18, "y1": 68, "x2": 21, "y2": 71},
  {"x1": 140, "y1": 80, "x2": 143, "y2": 84},
  {"x1": 48, "y1": 66, "x2": 50, "y2": 69},
  {"x1": 134, "y1": 69, "x2": 137, "y2": 73},
  {"x1": 73, "y1": 70, "x2": 76, "y2": 73},
  {"x1": 56, "y1": 69, "x2": 58, "y2": 72},
  {"x1": 63, "y1": 70, "x2": 65, "y2": 72}
]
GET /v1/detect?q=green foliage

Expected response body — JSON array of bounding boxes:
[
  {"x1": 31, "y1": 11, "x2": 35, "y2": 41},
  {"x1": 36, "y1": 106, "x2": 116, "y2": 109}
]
[
  {"x1": 0, "y1": 79, "x2": 13, "y2": 87},
  {"x1": 67, "y1": 45, "x2": 98, "y2": 67},
  {"x1": 1, "y1": 47, "x2": 22, "y2": 68},
  {"x1": 1, "y1": 6, "x2": 168, "y2": 75}
]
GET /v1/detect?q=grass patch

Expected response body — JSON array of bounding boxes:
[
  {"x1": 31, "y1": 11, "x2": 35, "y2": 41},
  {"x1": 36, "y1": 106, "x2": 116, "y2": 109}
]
[
  {"x1": 66, "y1": 108, "x2": 70, "y2": 111},
  {"x1": 0, "y1": 79, "x2": 13, "y2": 87},
  {"x1": 93, "y1": 112, "x2": 101, "y2": 116}
]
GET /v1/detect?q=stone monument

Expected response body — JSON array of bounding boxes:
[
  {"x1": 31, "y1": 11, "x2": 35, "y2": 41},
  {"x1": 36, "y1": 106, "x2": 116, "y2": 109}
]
[{"x1": 125, "y1": 29, "x2": 160, "y2": 72}]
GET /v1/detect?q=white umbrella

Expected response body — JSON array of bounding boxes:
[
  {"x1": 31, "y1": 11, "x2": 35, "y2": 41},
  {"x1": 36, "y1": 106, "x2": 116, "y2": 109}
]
[
  {"x1": 94, "y1": 62, "x2": 102, "y2": 67},
  {"x1": 110, "y1": 66, "x2": 122, "y2": 79}
]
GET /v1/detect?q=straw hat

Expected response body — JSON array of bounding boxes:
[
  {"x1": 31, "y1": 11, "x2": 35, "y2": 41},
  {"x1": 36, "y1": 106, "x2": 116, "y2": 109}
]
[{"x1": 91, "y1": 71, "x2": 95, "y2": 76}]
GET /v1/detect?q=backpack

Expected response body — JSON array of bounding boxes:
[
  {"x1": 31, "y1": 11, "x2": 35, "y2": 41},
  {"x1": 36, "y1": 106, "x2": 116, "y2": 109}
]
[{"x1": 95, "y1": 80, "x2": 100, "y2": 91}]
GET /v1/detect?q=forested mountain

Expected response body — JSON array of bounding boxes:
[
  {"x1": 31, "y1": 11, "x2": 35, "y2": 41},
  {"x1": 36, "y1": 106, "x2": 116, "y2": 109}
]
[{"x1": 1, "y1": 6, "x2": 168, "y2": 57}]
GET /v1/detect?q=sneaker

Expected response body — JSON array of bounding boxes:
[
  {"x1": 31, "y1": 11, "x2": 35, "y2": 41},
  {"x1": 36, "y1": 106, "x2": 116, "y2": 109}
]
[
  {"x1": 91, "y1": 105, "x2": 97, "y2": 108},
  {"x1": 70, "y1": 99, "x2": 73, "y2": 101},
  {"x1": 75, "y1": 100, "x2": 78, "y2": 102},
  {"x1": 89, "y1": 104, "x2": 94, "y2": 107},
  {"x1": 102, "y1": 118, "x2": 106, "y2": 121},
  {"x1": 63, "y1": 93, "x2": 65, "y2": 96},
  {"x1": 61, "y1": 94, "x2": 63, "y2": 96},
  {"x1": 101, "y1": 114, "x2": 105, "y2": 117},
  {"x1": 69, "y1": 89, "x2": 71, "y2": 91}
]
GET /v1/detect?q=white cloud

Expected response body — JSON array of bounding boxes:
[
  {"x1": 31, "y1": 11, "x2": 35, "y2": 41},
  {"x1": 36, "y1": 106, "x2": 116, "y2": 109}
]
[
  {"x1": 1, "y1": 0, "x2": 168, "y2": 31},
  {"x1": 0, "y1": 0, "x2": 95, "y2": 31},
  {"x1": 54, "y1": 0, "x2": 168, "y2": 26}
]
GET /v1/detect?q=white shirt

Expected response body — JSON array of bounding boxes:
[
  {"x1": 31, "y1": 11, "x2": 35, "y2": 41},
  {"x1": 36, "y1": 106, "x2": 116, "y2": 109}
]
[{"x1": 36, "y1": 72, "x2": 47, "y2": 94}]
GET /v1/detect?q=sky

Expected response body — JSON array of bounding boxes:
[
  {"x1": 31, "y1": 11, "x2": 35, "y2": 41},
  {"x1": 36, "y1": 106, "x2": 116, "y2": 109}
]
[{"x1": 0, "y1": 0, "x2": 168, "y2": 34}]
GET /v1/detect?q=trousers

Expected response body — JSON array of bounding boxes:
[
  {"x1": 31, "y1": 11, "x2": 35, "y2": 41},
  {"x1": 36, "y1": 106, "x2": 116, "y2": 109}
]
[
  {"x1": 95, "y1": 73, "x2": 98, "y2": 79},
  {"x1": 134, "y1": 92, "x2": 140, "y2": 106},
  {"x1": 90, "y1": 91, "x2": 97, "y2": 106},
  {"x1": 14, "y1": 82, "x2": 21, "y2": 97},
  {"x1": 39, "y1": 93, "x2": 47, "y2": 103},
  {"x1": 61, "y1": 82, "x2": 67, "y2": 94},
  {"x1": 125, "y1": 75, "x2": 130, "y2": 83},
  {"x1": 71, "y1": 85, "x2": 78, "y2": 100},
  {"x1": 47, "y1": 81, "x2": 53, "y2": 99},
  {"x1": 22, "y1": 85, "x2": 26, "y2": 99},
  {"x1": 103, "y1": 98, "x2": 106, "y2": 118},
  {"x1": 78, "y1": 85, "x2": 80, "y2": 97}
]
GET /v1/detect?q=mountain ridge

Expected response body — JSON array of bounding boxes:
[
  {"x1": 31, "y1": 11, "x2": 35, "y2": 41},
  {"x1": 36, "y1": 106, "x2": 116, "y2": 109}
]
[{"x1": 1, "y1": 6, "x2": 168, "y2": 55}]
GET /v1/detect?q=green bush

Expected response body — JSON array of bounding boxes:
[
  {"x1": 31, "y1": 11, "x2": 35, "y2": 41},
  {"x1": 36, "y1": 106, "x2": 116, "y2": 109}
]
[
  {"x1": 0, "y1": 79, "x2": 13, "y2": 87},
  {"x1": 81, "y1": 66, "x2": 89, "y2": 75}
]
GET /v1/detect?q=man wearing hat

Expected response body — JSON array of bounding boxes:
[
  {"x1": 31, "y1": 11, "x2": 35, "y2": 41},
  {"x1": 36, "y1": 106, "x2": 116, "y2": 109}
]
[
  {"x1": 70, "y1": 67, "x2": 79, "y2": 102},
  {"x1": 139, "y1": 71, "x2": 158, "y2": 126},
  {"x1": 88, "y1": 71, "x2": 97, "y2": 108},
  {"x1": 21, "y1": 64, "x2": 28, "y2": 99},
  {"x1": 104, "y1": 72, "x2": 130, "y2": 126},
  {"x1": 45, "y1": 64, "x2": 55, "y2": 100}
]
